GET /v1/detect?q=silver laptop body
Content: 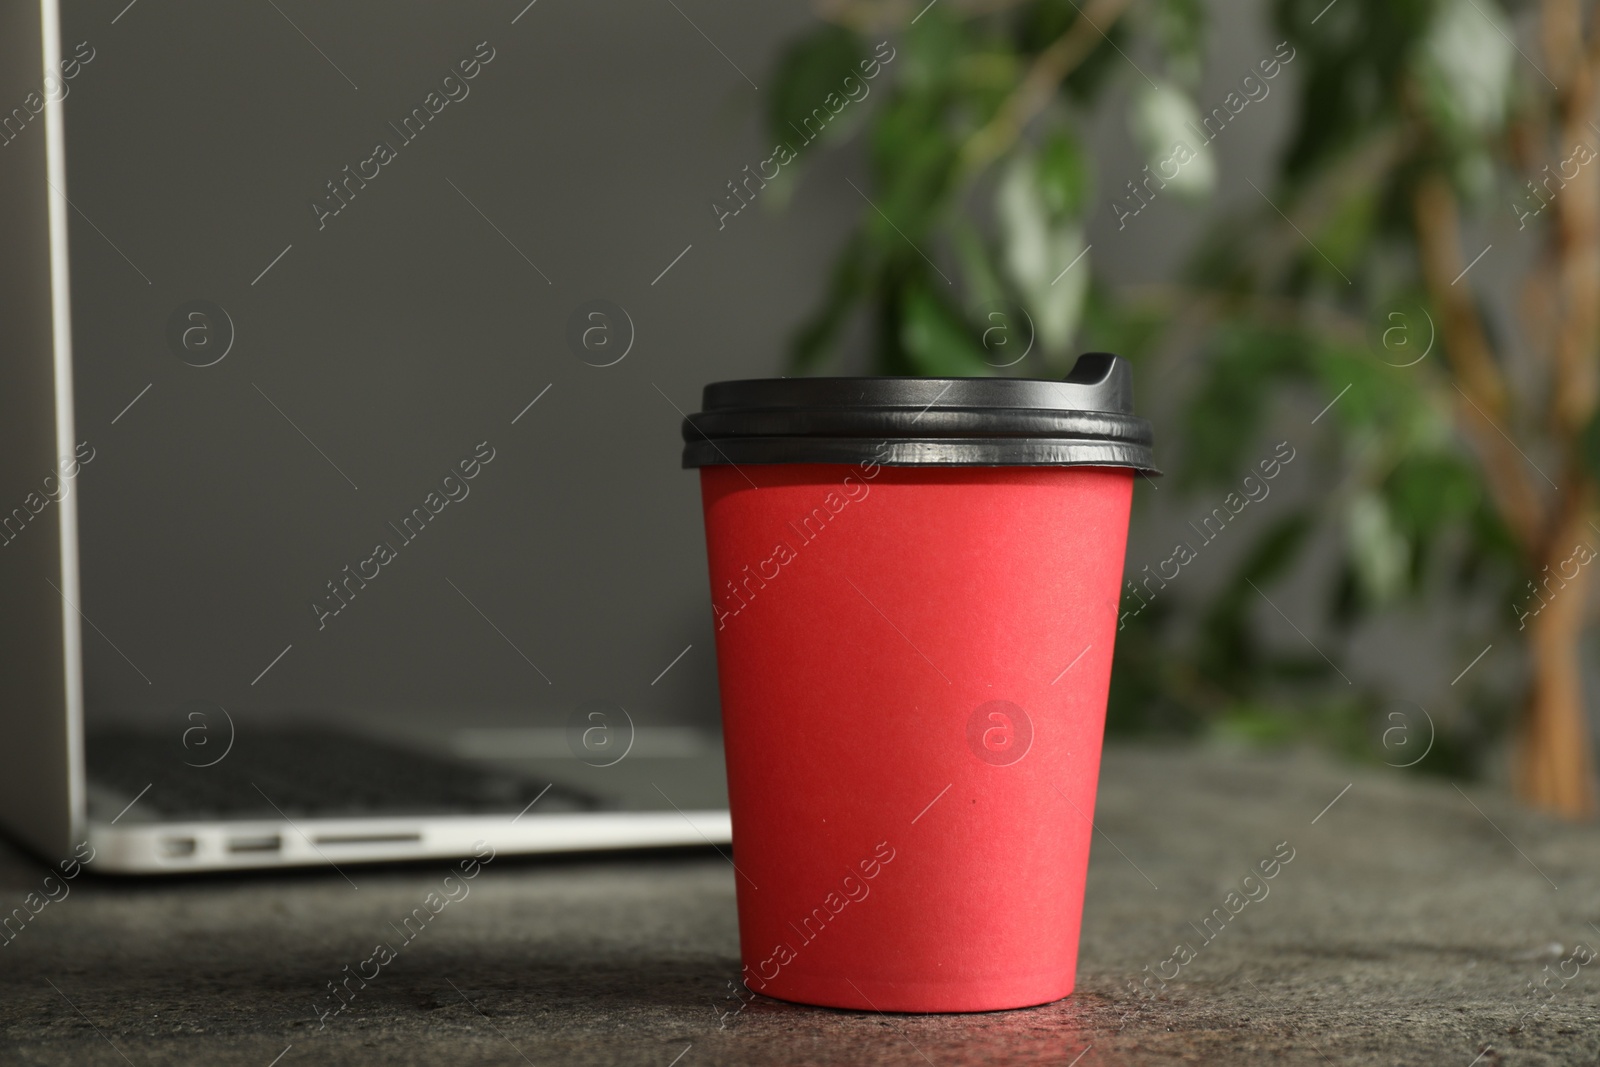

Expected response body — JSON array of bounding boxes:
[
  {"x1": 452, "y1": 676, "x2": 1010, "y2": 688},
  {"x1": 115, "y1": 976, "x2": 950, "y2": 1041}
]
[{"x1": 0, "y1": 0, "x2": 735, "y2": 873}]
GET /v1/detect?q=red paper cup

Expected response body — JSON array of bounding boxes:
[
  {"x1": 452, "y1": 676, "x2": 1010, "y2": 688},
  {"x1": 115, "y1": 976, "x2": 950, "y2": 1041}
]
[{"x1": 682, "y1": 354, "x2": 1155, "y2": 1013}]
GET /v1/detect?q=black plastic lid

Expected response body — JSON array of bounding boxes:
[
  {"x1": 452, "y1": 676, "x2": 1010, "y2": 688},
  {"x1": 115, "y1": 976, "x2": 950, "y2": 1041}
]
[{"x1": 681, "y1": 352, "x2": 1157, "y2": 471}]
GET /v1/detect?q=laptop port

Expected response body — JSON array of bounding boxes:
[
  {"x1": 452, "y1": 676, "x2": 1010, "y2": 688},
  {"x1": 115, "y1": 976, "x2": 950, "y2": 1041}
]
[
  {"x1": 226, "y1": 835, "x2": 282, "y2": 854},
  {"x1": 312, "y1": 832, "x2": 422, "y2": 846},
  {"x1": 159, "y1": 837, "x2": 197, "y2": 858}
]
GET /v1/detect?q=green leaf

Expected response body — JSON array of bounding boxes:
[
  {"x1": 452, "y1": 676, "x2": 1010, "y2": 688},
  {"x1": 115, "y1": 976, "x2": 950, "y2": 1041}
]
[
  {"x1": 955, "y1": 46, "x2": 1025, "y2": 102},
  {"x1": 951, "y1": 219, "x2": 1007, "y2": 309},
  {"x1": 1016, "y1": 0, "x2": 1077, "y2": 51},
  {"x1": 1151, "y1": 0, "x2": 1205, "y2": 88},
  {"x1": 1273, "y1": 0, "x2": 1434, "y2": 181},
  {"x1": 899, "y1": 284, "x2": 989, "y2": 375},
  {"x1": 1384, "y1": 453, "x2": 1480, "y2": 540},
  {"x1": 1179, "y1": 324, "x2": 1314, "y2": 487},
  {"x1": 768, "y1": 25, "x2": 868, "y2": 152},
  {"x1": 1346, "y1": 490, "x2": 1409, "y2": 604},
  {"x1": 1211, "y1": 697, "x2": 1378, "y2": 766},
  {"x1": 901, "y1": 10, "x2": 968, "y2": 96},
  {"x1": 1413, "y1": 0, "x2": 1514, "y2": 147},
  {"x1": 1312, "y1": 185, "x2": 1379, "y2": 278},
  {"x1": 1381, "y1": 451, "x2": 1485, "y2": 588},
  {"x1": 1310, "y1": 339, "x2": 1430, "y2": 439},
  {"x1": 1130, "y1": 83, "x2": 1215, "y2": 198},
  {"x1": 870, "y1": 94, "x2": 961, "y2": 241},
  {"x1": 1080, "y1": 283, "x2": 1166, "y2": 359},
  {"x1": 1036, "y1": 130, "x2": 1090, "y2": 219},
  {"x1": 996, "y1": 152, "x2": 1089, "y2": 352}
]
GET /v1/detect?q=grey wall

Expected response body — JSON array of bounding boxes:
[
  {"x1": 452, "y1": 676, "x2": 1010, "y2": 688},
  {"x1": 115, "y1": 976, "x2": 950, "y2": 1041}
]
[{"x1": 50, "y1": 0, "x2": 858, "y2": 737}]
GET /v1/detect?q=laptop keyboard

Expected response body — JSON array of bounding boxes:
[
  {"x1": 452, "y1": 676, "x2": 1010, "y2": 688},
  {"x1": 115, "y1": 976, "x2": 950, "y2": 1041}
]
[{"x1": 86, "y1": 728, "x2": 598, "y2": 821}]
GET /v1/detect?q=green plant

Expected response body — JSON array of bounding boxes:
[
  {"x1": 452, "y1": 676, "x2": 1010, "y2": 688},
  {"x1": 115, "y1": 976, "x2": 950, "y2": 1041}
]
[
  {"x1": 773, "y1": 0, "x2": 1191, "y2": 375},
  {"x1": 772, "y1": 0, "x2": 1600, "y2": 817}
]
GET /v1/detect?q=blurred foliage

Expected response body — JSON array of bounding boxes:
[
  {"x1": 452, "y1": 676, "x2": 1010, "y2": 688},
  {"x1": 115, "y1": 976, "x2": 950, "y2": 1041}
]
[
  {"x1": 771, "y1": 1, "x2": 1144, "y2": 375},
  {"x1": 772, "y1": 0, "x2": 1546, "y2": 780},
  {"x1": 1103, "y1": 316, "x2": 1518, "y2": 780}
]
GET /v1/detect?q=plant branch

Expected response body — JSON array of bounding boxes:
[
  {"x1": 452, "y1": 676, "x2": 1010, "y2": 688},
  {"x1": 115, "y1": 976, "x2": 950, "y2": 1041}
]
[
  {"x1": 1540, "y1": 0, "x2": 1585, "y2": 87},
  {"x1": 1545, "y1": 8, "x2": 1600, "y2": 443},
  {"x1": 1411, "y1": 171, "x2": 1546, "y2": 554},
  {"x1": 959, "y1": 0, "x2": 1134, "y2": 176}
]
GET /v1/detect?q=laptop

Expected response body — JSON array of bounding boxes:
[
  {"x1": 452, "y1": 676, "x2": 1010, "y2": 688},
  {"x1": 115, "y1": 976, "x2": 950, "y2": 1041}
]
[{"x1": 0, "y1": 0, "x2": 778, "y2": 872}]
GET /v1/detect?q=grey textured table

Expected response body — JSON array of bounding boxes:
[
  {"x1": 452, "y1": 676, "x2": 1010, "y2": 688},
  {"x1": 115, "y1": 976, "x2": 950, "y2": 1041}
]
[{"x1": 3, "y1": 745, "x2": 1598, "y2": 1066}]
